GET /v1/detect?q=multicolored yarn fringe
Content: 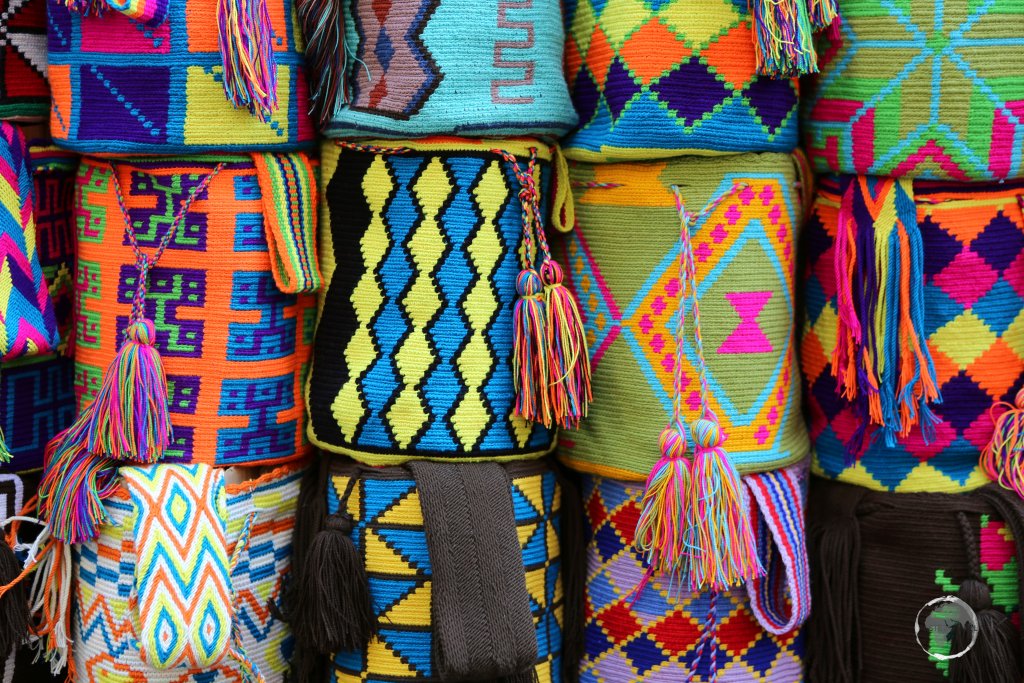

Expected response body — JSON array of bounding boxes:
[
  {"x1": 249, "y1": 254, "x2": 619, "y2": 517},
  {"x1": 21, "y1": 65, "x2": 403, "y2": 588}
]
[
  {"x1": 562, "y1": 0, "x2": 802, "y2": 162},
  {"x1": 634, "y1": 182, "x2": 762, "y2": 593},
  {"x1": 0, "y1": 0, "x2": 49, "y2": 121},
  {"x1": 804, "y1": 0, "x2": 1024, "y2": 181},
  {"x1": 71, "y1": 462, "x2": 302, "y2": 682},
  {"x1": 555, "y1": 153, "x2": 807, "y2": 481},
  {"x1": 40, "y1": 154, "x2": 318, "y2": 544},
  {"x1": 0, "y1": 122, "x2": 59, "y2": 364},
  {"x1": 294, "y1": 0, "x2": 345, "y2": 128},
  {"x1": 802, "y1": 176, "x2": 1024, "y2": 493},
  {"x1": 749, "y1": 0, "x2": 838, "y2": 77},
  {"x1": 46, "y1": 0, "x2": 315, "y2": 153},
  {"x1": 581, "y1": 471, "x2": 808, "y2": 682},
  {"x1": 321, "y1": 0, "x2": 577, "y2": 139},
  {"x1": 0, "y1": 135, "x2": 77, "y2": 474},
  {"x1": 308, "y1": 138, "x2": 580, "y2": 465},
  {"x1": 806, "y1": 479, "x2": 1024, "y2": 682},
  {"x1": 326, "y1": 459, "x2": 565, "y2": 683}
]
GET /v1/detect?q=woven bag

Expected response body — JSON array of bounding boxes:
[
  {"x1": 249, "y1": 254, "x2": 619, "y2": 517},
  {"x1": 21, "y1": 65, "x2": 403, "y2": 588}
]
[
  {"x1": 555, "y1": 152, "x2": 809, "y2": 481},
  {"x1": 580, "y1": 466, "x2": 810, "y2": 682},
  {"x1": 46, "y1": 0, "x2": 315, "y2": 154},
  {"x1": 0, "y1": 133, "x2": 77, "y2": 474},
  {"x1": 562, "y1": 0, "x2": 802, "y2": 162},
  {"x1": 318, "y1": 458, "x2": 567, "y2": 683},
  {"x1": 803, "y1": 0, "x2": 1024, "y2": 181},
  {"x1": 308, "y1": 139, "x2": 580, "y2": 465},
  {"x1": 0, "y1": 0, "x2": 48, "y2": 122},
  {"x1": 71, "y1": 462, "x2": 303, "y2": 682},
  {"x1": 305, "y1": 0, "x2": 577, "y2": 139},
  {"x1": 807, "y1": 478, "x2": 1024, "y2": 683},
  {"x1": 801, "y1": 176, "x2": 1024, "y2": 493},
  {"x1": 0, "y1": 121, "x2": 59, "y2": 364}
]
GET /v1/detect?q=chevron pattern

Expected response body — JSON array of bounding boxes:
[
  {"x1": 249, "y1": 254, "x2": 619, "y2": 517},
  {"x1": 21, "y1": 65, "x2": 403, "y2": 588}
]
[
  {"x1": 0, "y1": 0, "x2": 49, "y2": 120},
  {"x1": 73, "y1": 463, "x2": 301, "y2": 681},
  {"x1": 0, "y1": 121, "x2": 58, "y2": 363},
  {"x1": 328, "y1": 462, "x2": 564, "y2": 682},
  {"x1": 122, "y1": 465, "x2": 234, "y2": 670},
  {"x1": 308, "y1": 144, "x2": 554, "y2": 463}
]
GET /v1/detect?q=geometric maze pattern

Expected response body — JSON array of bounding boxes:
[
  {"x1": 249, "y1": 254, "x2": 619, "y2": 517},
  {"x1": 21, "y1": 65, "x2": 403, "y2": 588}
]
[
  {"x1": 562, "y1": 0, "x2": 799, "y2": 161},
  {"x1": 557, "y1": 154, "x2": 807, "y2": 480},
  {"x1": 73, "y1": 155, "x2": 316, "y2": 467},
  {"x1": 0, "y1": 139, "x2": 76, "y2": 474},
  {"x1": 328, "y1": 460, "x2": 564, "y2": 682},
  {"x1": 580, "y1": 475, "x2": 804, "y2": 682},
  {"x1": 801, "y1": 177, "x2": 1024, "y2": 492},
  {"x1": 45, "y1": 0, "x2": 314, "y2": 154},
  {"x1": 0, "y1": 0, "x2": 49, "y2": 121},
  {"x1": 73, "y1": 462, "x2": 301, "y2": 681},
  {"x1": 804, "y1": 0, "x2": 1024, "y2": 181},
  {"x1": 308, "y1": 143, "x2": 554, "y2": 464}
]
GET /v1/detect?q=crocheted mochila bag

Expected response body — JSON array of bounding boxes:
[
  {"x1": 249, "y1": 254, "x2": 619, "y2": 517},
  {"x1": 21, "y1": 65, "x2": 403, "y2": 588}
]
[
  {"x1": 64, "y1": 462, "x2": 304, "y2": 681},
  {"x1": 39, "y1": 153, "x2": 319, "y2": 546},
  {"x1": 802, "y1": 176, "x2": 1024, "y2": 494},
  {"x1": 308, "y1": 138, "x2": 589, "y2": 465},
  {"x1": 0, "y1": 0, "x2": 49, "y2": 122},
  {"x1": 46, "y1": 0, "x2": 315, "y2": 154},
  {"x1": 581, "y1": 464, "x2": 810, "y2": 682},
  {"x1": 807, "y1": 478, "x2": 1024, "y2": 683},
  {"x1": 290, "y1": 457, "x2": 572, "y2": 683},
  {"x1": 562, "y1": 0, "x2": 824, "y2": 162},
  {"x1": 803, "y1": 0, "x2": 1024, "y2": 181},
  {"x1": 0, "y1": 132, "x2": 77, "y2": 474},
  {"x1": 297, "y1": 0, "x2": 577, "y2": 139}
]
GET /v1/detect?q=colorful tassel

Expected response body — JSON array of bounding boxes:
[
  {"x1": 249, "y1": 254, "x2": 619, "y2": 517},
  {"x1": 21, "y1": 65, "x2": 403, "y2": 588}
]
[
  {"x1": 750, "y1": 0, "x2": 819, "y2": 77},
  {"x1": 512, "y1": 268, "x2": 550, "y2": 425},
  {"x1": 61, "y1": 0, "x2": 106, "y2": 14},
  {"x1": 808, "y1": 0, "x2": 839, "y2": 31},
  {"x1": 0, "y1": 425, "x2": 10, "y2": 464},
  {"x1": 541, "y1": 259, "x2": 591, "y2": 429},
  {"x1": 687, "y1": 417, "x2": 763, "y2": 591},
  {"x1": 634, "y1": 421, "x2": 692, "y2": 591},
  {"x1": 295, "y1": 0, "x2": 347, "y2": 128},
  {"x1": 981, "y1": 389, "x2": 1024, "y2": 500},
  {"x1": 830, "y1": 176, "x2": 941, "y2": 460},
  {"x1": 218, "y1": 0, "x2": 279, "y2": 121}
]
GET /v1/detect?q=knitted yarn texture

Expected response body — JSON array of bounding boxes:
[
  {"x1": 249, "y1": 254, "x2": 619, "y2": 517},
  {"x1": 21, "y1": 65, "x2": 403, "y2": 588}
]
[
  {"x1": 326, "y1": 458, "x2": 565, "y2": 683},
  {"x1": 562, "y1": 0, "x2": 800, "y2": 162},
  {"x1": 73, "y1": 154, "x2": 318, "y2": 466},
  {"x1": 556, "y1": 153, "x2": 808, "y2": 480},
  {"x1": 321, "y1": 0, "x2": 577, "y2": 139},
  {"x1": 72, "y1": 462, "x2": 303, "y2": 681},
  {"x1": 580, "y1": 470, "x2": 808, "y2": 682},
  {"x1": 803, "y1": 0, "x2": 1024, "y2": 181},
  {"x1": 0, "y1": 135, "x2": 76, "y2": 473},
  {"x1": 307, "y1": 139, "x2": 567, "y2": 464},
  {"x1": 46, "y1": 0, "x2": 316, "y2": 154},
  {"x1": 0, "y1": 0, "x2": 48, "y2": 122},
  {"x1": 801, "y1": 176, "x2": 1024, "y2": 493}
]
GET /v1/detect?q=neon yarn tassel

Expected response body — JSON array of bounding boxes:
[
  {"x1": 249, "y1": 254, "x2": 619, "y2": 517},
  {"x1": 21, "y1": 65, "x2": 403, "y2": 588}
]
[
  {"x1": 512, "y1": 268, "x2": 550, "y2": 426},
  {"x1": 687, "y1": 417, "x2": 763, "y2": 591},
  {"x1": 981, "y1": 389, "x2": 1024, "y2": 500},
  {"x1": 0, "y1": 426, "x2": 10, "y2": 464},
  {"x1": 634, "y1": 422, "x2": 692, "y2": 591},
  {"x1": 218, "y1": 0, "x2": 279, "y2": 121},
  {"x1": 62, "y1": 0, "x2": 106, "y2": 14},
  {"x1": 295, "y1": 0, "x2": 347, "y2": 128},
  {"x1": 750, "y1": 0, "x2": 819, "y2": 77},
  {"x1": 83, "y1": 319, "x2": 171, "y2": 463},
  {"x1": 540, "y1": 259, "x2": 591, "y2": 430},
  {"x1": 808, "y1": 0, "x2": 839, "y2": 31}
]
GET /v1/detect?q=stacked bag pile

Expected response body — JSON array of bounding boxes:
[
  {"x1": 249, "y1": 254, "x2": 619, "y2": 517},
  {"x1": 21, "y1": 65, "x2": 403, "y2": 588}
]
[{"x1": 799, "y1": 1, "x2": 1024, "y2": 681}]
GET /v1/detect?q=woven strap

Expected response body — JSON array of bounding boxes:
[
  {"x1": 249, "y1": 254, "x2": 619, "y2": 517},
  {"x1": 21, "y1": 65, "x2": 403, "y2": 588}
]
[
  {"x1": 251, "y1": 152, "x2": 321, "y2": 294},
  {"x1": 123, "y1": 465, "x2": 235, "y2": 670},
  {"x1": 744, "y1": 464, "x2": 812, "y2": 635},
  {"x1": 408, "y1": 461, "x2": 538, "y2": 682}
]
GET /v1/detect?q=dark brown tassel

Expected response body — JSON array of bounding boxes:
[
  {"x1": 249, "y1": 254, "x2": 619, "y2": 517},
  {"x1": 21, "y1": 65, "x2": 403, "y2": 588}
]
[
  {"x1": 806, "y1": 485, "x2": 864, "y2": 683},
  {"x1": 950, "y1": 578, "x2": 1020, "y2": 683},
  {"x1": 975, "y1": 486, "x2": 1024, "y2": 675},
  {"x1": 555, "y1": 466, "x2": 585, "y2": 683},
  {"x1": 290, "y1": 474, "x2": 373, "y2": 656},
  {"x1": 0, "y1": 538, "x2": 28, "y2": 657}
]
